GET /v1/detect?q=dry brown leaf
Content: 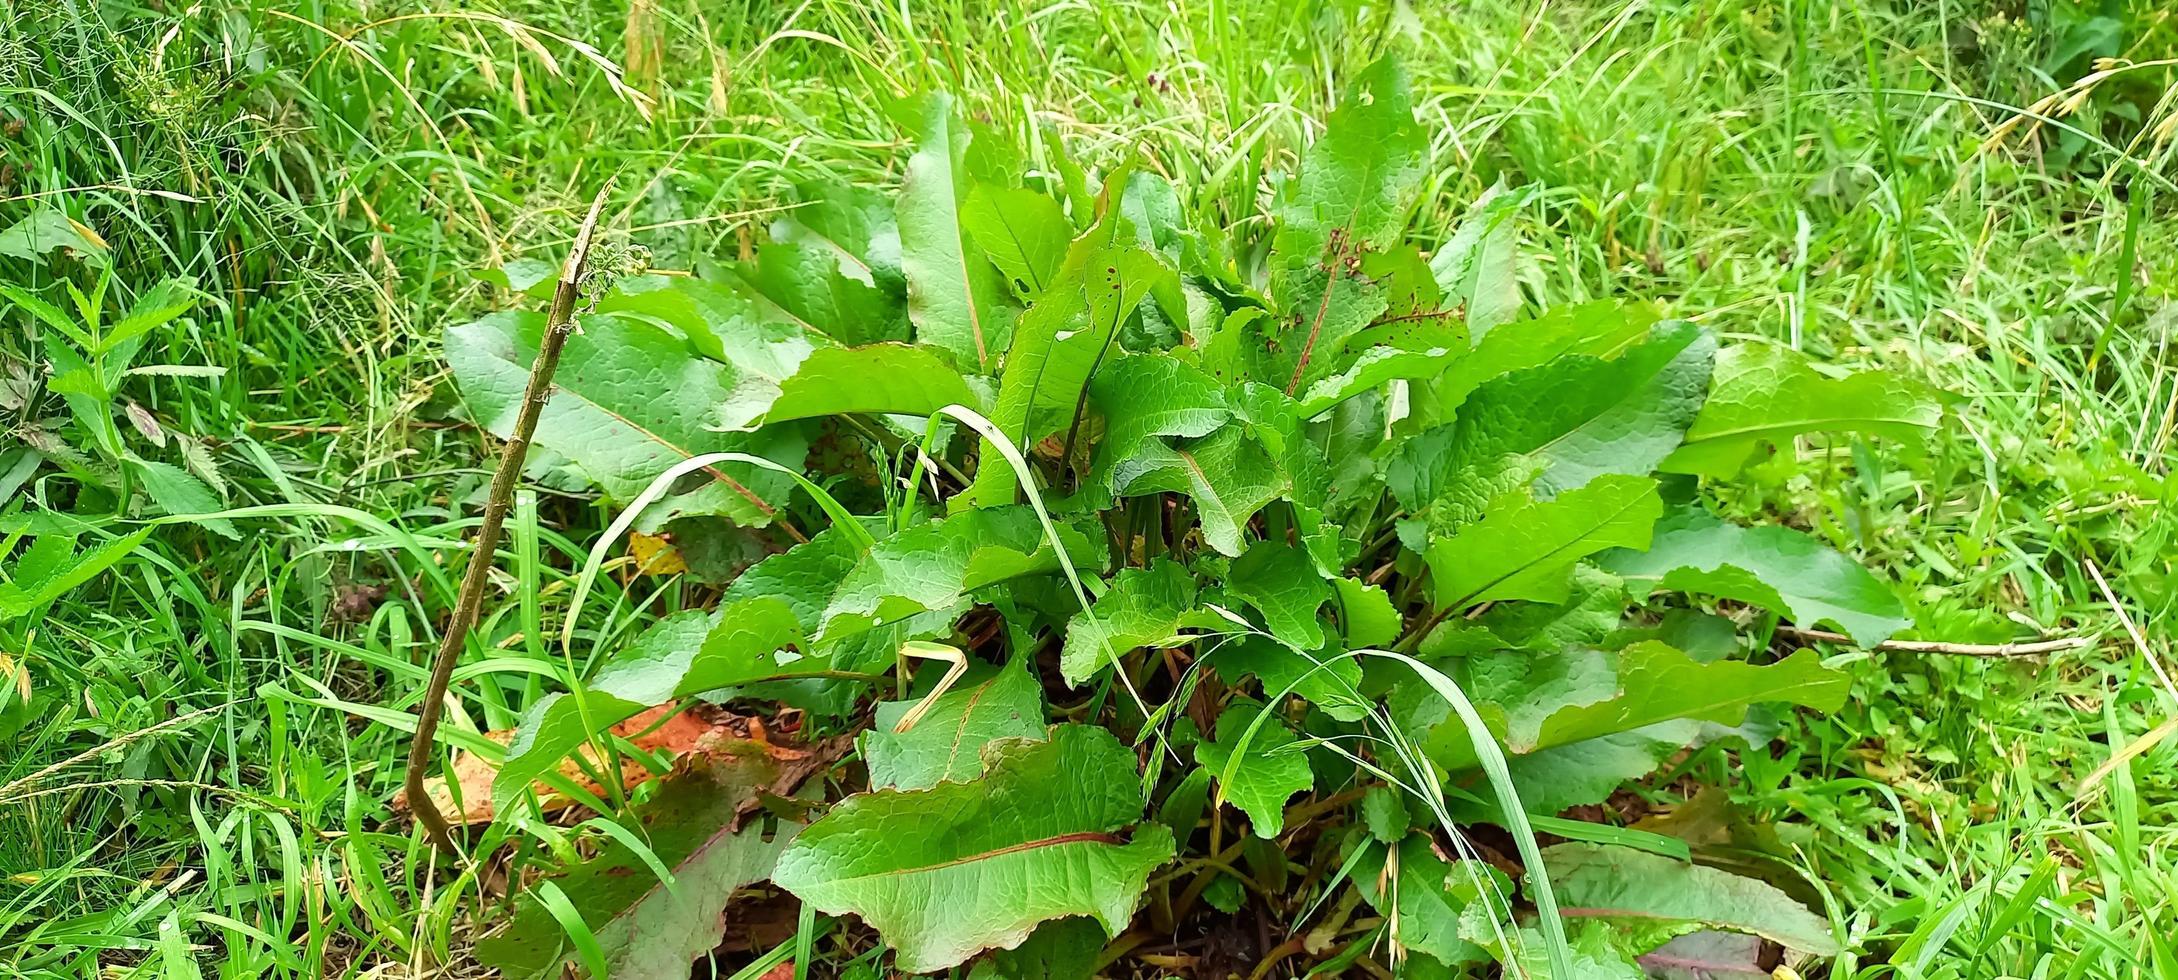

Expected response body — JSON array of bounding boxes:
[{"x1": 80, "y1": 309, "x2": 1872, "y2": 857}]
[{"x1": 395, "y1": 702, "x2": 747, "y2": 824}]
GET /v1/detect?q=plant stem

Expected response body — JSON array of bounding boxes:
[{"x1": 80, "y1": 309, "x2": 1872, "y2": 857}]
[{"x1": 403, "y1": 185, "x2": 613, "y2": 852}]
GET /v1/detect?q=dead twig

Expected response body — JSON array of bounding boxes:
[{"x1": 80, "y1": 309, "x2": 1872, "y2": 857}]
[
  {"x1": 403, "y1": 184, "x2": 613, "y2": 852},
  {"x1": 1778, "y1": 624, "x2": 2097, "y2": 658}
]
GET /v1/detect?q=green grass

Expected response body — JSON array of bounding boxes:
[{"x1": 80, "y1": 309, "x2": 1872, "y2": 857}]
[{"x1": 3, "y1": 0, "x2": 2176, "y2": 976}]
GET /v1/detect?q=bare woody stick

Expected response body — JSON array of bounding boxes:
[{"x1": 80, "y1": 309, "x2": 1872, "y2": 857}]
[{"x1": 404, "y1": 186, "x2": 612, "y2": 852}]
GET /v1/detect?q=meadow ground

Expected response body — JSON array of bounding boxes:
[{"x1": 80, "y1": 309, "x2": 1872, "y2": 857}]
[{"x1": 2, "y1": 1, "x2": 2176, "y2": 977}]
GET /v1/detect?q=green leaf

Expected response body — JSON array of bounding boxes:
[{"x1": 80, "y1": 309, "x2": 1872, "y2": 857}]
[
  {"x1": 967, "y1": 918, "x2": 1108, "y2": 980},
  {"x1": 1353, "y1": 835, "x2": 1507, "y2": 970},
  {"x1": 1418, "y1": 301, "x2": 1663, "y2": 427},
  {"x1": 821, "y1": 505, "x2": 1099, "y2": 639},
  {"x1": 773, "y1": 724, "x2": 1174, "y2": 973},
  {"x1": 1215, "y1": 636, "x2": 1368, "y2": 722},
  {"x1": 475, "y1": 747, "x2": 800, "y2": 979},
  {"x1": 1084, "y1": 355, "x2": 1230, "y2": 498},
  {"x1": 899, "y1": 93, "x2": 1016, "y2": 371},
  {"x1": 0, "y1": 207, "x2": 104, "y2": 265},
  {"x1": 770, "y1": 180, "x2": 908, "y2": 298},
  {"x1": 963, "y1": 185, "x2": 1071, "y2": 297},
  {"x1": 130, "y1": 459, "x2": 237, "y2": 539},
  {"x1": 102, "y1": 278, "x2": 198, "y2": 355},
  {"x1": 1602, "y1": 503, "x2": 1908, "y2": 646},
  {"x1": 960, "y1": 192, "x2": 1172, "y2": 509},
  {"x1": 1227, "y1": 539, "x2": 1332, "y2": 650},
  {"x1": 1541, "y1": 842, "x2": 1840, "y2": 956},
  {"x1": 446, "y1": 311, "x2": 802, "y2": 527},
  {"x1": 1473, "y1": 921, "x2": 1646, "y2": 980},
  {"x1": 1331, "y1": 577, "x2": 1401, "y2": 647},
  {"x1": 740, "y1": 230, "x2": 909, "y2": 348},
  {"x1": 1111, "y1": 424, "x2": 1289, "y2": 558},
  {"x1": 1429, "y1": 183, "x2": 1533, "y2": 337},
  {"x1": 0, "y1": 528, "x2": 153, "y2": 620},
  {"x1": 1397, "y1": 321, "x2": 1714, "y2": 499},
  {"x1": 864, "y1": 662, "x2": 1046, "y2": 790},
  {"x1": 1428, "y1": 642, "x2": 1845, "y2": 772},
  {"x1": 1276, "y1": 56, "x2": 1426, "y2": 258},
  {"x1": 1061, "y1": 559, "x2": 1202, "y2": 685},
  {"x1": 1194, "y1": 702, "x2": 1312, "y2": 837},
  {"x1": 1448, "y1": 565, "x2": 1627, "y2": 653},
  {"x1": 1663, "y1": 342, "x2": 1941, "y2": 476},
  {"x1": 756, "y1": 343, "x2": 981, "y2": 426},
  {"x1": 1297, "y1": 343, "x2": 1464, "y2": 418},
  {"x1": 1424, "y1": 475, "x2": 1662, "y2": 608}
]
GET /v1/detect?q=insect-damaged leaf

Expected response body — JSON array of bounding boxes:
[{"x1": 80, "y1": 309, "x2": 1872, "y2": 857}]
[
  {"x1": 773, "y1": 724, "x2": 1174, "y2": 974},
  {"x1": 963, "y1": 185, "x2": 1072, "y2": 298}
]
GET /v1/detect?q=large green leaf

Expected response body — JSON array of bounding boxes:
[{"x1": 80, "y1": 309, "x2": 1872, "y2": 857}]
[
  {"x1": 960, "y1": 192, "x2": 1173, "y2": 509},
  {"x1": 475, "y1": 745, "x2": 799, "y2": 979},
  {"x1": 1416, "y1": 301, "x2": 1662, "y2": 428},
  {"x1": 1083, "y1": 355, "x2": 1230, "y2": 499},
  {"x1": 1060, "y1": 559, "x2": 1200, "y2": 685},
  {"x1": 773, "y1": 724, "x2": 1174, "y2": 973},
  {"x1": 864, "y1": 662, "x2": 1046, "y2": 790},
  {"x1": 1542, "y1": 842, "x2": 1841, "y2": 956},
  {"x1": 595, "y1": 275, "x2": 818, "y2": 407},
  {"x1": 1663, "y1": 342, "x2": 1941, "y2": 476},
  {"x1": 1421, "y1": 642, "x2": 1846, "y2": 771},
  {"x1": 1194, "y1": 701, "x2": 1312, "y2": 837},
  {"x1": 1602, "y1": 504, "x2": 1908, "y2": 646},
  {"x1": 897, "y1": 93, "x2": 1016, "y2": 371},
  {"x1": 756, "y1": 343, "x2": 980, "y2": 425},
  {"x1": 1352, "y1": 835, "x2": 1506, "y2": 970},
  {"x1": 1395, "y1": 321, "x2": 1714, "y2": 500},
  {"x1": 963, "y1": 185, "x2": 1071, "y2": 298},
  {"x1": 1424, "y1": 475, "x2": 1662, "y2": 608},
  {"x1": 446, "y1": 311, "x2": 802, "y2": 527}
]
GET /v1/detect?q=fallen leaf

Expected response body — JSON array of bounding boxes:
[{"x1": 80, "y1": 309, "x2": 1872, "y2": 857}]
[
  {"x1": 396, "y1": 702, "x2": 762, "y2": 824},
  {"x1": 629, "y1": 530, "x2": 690, "y2": 575}
]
